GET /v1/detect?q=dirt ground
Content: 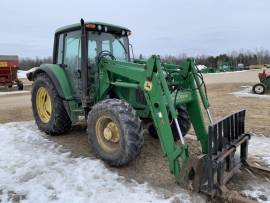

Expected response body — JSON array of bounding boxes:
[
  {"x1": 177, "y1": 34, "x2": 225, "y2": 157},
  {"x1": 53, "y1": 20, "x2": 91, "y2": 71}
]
[
  {"x1": 0, "y1": 70, "x2": 269, "y2": 200},
  {"x1": 203, "y1": 69, "x2": 261, "y2": 84},
  {"x1": 0, "y1": 82, "x2": 32, "y2": 123}
]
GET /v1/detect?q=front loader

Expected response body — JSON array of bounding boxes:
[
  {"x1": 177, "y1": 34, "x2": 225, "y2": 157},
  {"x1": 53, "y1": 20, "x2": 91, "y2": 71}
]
[{"x1": 28, "y1": 19, "x2": 252, "y2": 199}]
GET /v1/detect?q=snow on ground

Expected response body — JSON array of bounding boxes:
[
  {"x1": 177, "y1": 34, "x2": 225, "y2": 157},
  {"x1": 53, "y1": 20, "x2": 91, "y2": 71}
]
[
  {"x1": 240, "y1": 135, "x2": 270, "y2": 202},
  {"x1": 196, "y1": 65, "x2": 207, "y2": 71},
  {"x1": 17, "y1": 70, "x2": 28, "y2": 79},
  {"x1": 231, "y1": 86, "x2": 270, "y2": 99},
  {"x1": 204, "y1": 70, "x2": 251, "y2": 75},
  {"x1": 241, "y1": 174, "x2": 270, "y2": 203},
  {"x1": 17, "y1": 68, "x2": 37, "y2": 79},
  {"x1": 0, "y1": 122, "x2": 201, "y2": 203},
  {"x1": 1, "y1": 121, "x2": 270, "y2": 203},
  {"x1": 249, "y1": 135, "x2": 270, "y2": 167},
  {"x1": 0, "y1": 90, "x2": 30, "y2": 96}
]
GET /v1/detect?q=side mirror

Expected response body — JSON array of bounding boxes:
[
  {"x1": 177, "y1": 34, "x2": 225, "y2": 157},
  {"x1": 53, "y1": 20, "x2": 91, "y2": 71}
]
[{"x1": 129, "y1": 44, "x2": 135, "y2": 62}]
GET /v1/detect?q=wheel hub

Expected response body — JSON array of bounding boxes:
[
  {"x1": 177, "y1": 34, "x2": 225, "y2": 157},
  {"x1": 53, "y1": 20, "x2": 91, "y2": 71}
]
[
  {"x1": 103, "y1": 122, "x2": 120, "y2": 142},
  {"x1": 255, "y1": 86, "x2": 264, "y2": 93},
  {"x1": 103, "y1": 127, "x2": 113, "y2": 140},
  {"x1": 95, "y1": 116, "x2": 121, "y2": 152}
]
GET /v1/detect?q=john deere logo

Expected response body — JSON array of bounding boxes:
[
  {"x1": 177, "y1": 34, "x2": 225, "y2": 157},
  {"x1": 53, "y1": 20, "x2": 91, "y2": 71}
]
[{"x1": 144, "y1": 81, "x2": 152, "y2": 91}]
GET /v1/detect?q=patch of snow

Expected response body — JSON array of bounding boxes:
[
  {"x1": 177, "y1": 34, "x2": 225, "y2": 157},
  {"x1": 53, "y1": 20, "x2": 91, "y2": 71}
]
[
  {"x1": 17, "y1": 70, "x2": 28, "y2": 79},
  {"x1": 231, "y1": 86, "x2": 270, "y2": 99},
  {"x1": 17, "y1": 68, "x2": 37, "y2": 79},
  {"x1": 196, "y1": 65, "x2": 207, "y2": 70},
  {"x1": 0, "y1": 90, "x2": 30, "y2": 96},
  {"x1": 205, "y1": 70, "x2": 251, "y2": 75},
  {"x1": 241, "y1": 185, "x2": 270, "y2": 203},
  {"x1": 249, "y1": 136, "x2": 270, "y2": 167},
  {"x1": 240, "y1": 135, "x2": 270, "y2": 202},
  {"x1": 0, "y1": 122, "x2": 201, "y2": 203}
]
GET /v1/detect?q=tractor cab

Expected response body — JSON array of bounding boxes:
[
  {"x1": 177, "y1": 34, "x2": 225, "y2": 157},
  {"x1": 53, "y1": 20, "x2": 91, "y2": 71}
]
[
  {"x1": 53, "y1": 21, "x2": 131, "y2": 64},
  {"x1": 52, "y1": 21, "x2": 132, "y2": 101}
]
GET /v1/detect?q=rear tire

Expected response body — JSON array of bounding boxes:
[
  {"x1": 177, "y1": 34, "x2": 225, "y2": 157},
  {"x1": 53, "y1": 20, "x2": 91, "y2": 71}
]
[
  {"x1": 17, "y1": 80, "x2": 23, "y2": 90},
  {"x1": 31, "y1": 73, "x2": 71, "y2": 135},
  {"x1": 148, "y1": 105, "x2": 191, "y2": 140},
  {"x1": 252, "y1": 83, "x2": 266, "y2": 95},
  {"x1": 87, "y1": 99, "x2": 144, "y2": 166}
]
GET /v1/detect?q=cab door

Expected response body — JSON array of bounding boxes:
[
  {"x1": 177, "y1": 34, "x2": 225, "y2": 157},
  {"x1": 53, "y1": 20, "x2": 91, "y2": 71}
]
[{"x1": 62, "y1": 30, "x2": 82, "y2": 100}]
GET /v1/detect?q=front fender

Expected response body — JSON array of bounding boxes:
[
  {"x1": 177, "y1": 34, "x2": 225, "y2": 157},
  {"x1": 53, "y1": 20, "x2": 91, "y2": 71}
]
[{"x1": 31, "y1": 64, "x2": 74, "y2": 101}]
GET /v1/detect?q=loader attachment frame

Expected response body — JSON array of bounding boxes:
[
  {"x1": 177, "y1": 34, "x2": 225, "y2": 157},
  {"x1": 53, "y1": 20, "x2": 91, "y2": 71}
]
[
  {"x1": 176, "y1": 111, "x2": 250, "y2": 196},
  {"x1": 205, "y1": 110, "x2": 250, "y2": 195}
]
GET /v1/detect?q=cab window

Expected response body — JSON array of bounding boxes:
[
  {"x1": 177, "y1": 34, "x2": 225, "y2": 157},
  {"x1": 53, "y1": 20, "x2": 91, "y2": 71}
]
[{"x1": 88, "y1": 31, "x2": 129, "y2": 63}]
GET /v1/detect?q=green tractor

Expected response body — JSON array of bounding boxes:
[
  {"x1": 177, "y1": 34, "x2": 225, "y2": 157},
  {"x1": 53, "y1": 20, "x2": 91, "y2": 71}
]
[{"x1": 28, "y1": 19, "x2": 251, "y2": 198}]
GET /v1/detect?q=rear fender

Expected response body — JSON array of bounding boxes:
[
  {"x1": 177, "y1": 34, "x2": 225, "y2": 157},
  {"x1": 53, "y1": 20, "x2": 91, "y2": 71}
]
[
  {"x1": 30, "y1": 64, "x2": 74, "y2": 100},
  {"x1": 29, "y1": 64, "x2": 82, "y2": 123}
]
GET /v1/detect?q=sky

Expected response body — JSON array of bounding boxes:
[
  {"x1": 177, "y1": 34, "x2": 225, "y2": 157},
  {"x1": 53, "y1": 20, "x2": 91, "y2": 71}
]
[{"x1": 0, "y1": 0, "x2": 270, "y2": 58}]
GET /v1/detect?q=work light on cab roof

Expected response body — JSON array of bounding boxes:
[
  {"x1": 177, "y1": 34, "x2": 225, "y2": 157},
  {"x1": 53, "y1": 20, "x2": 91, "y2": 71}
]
[{"x1": 55, "y1": 21, "x2": 131, "y2": 37}]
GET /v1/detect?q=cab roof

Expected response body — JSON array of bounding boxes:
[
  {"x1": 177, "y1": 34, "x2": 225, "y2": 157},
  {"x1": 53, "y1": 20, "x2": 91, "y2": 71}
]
[{"x1": 55, "y1": 21, "x2": 131, "y2": 34}]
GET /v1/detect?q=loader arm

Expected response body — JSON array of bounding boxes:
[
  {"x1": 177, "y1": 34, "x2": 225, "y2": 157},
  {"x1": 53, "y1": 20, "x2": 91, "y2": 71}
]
[
  {"x1": 98, "y1": 55, "x2": 209, "y2": 176},
  {"x1": 98, "y1": 55, "x2": 250, "y2": 196}
]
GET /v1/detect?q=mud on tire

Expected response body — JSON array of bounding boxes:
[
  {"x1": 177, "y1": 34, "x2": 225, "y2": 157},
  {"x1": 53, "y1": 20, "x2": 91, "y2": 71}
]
[
  {"x1": 87, "y1": 99, "x2": 144, "y2": 166},
  {"x1": 31, "y1": 73, "x2": 71, "y2": 135}
]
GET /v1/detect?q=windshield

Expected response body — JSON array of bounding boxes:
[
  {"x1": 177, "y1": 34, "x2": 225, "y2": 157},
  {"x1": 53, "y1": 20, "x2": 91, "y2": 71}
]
[{"x1": 88, "y1": 31, "x2": 129, "y2": 63}]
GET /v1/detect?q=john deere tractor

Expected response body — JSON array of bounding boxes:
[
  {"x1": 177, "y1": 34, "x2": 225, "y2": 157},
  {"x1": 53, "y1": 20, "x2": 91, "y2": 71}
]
[{"x1": 28, "y1": 19, "x2": 251, "y2": 197}]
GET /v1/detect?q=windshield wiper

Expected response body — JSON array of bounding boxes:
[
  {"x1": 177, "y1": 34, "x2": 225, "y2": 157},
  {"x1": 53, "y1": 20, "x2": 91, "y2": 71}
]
[{"x1": 115, "y1": 36, "x2": 127, "y2": 54}]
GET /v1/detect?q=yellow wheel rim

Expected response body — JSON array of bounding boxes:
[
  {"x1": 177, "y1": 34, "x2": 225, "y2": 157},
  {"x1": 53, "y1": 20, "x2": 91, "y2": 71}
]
[
  {"x1": 36, "y1": 87, "x2": 52, "y2": 123},
  {"x1": 95, "y1": 116, "x2": 121, "y2": 153}
]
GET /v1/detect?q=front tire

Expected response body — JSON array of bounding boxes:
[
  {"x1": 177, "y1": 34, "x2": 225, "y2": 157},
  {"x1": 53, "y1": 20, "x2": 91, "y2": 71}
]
[
  {"x1": 87, "y1": 99, "x2": 144, "y2": 166},
  {"x1": 252, "y1": 83, "x2": 266, "y2": 95},
  {"x1": 17, "y1": 80, "x2": 23, "y2": 90},
  {"x1": 31, "y1": 73, "x2": 71, "y2": 135}
]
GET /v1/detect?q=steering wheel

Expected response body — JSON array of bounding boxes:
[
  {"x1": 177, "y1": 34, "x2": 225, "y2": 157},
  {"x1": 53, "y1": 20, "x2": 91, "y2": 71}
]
[{"x1": 96, "y1": 50, "x2": 116, "y2": 64}]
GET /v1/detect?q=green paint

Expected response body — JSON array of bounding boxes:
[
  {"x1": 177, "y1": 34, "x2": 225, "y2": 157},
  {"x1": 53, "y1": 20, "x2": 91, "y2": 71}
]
[
  {"x1": 40, "y1": 64, "x2": 74, "y2": 100},
  {"x1": 38, "y1": 64, "x2": 83, "y2": 123}
]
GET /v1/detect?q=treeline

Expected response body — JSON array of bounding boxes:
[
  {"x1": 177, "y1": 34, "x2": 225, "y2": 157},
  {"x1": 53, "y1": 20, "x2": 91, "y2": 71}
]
[
  {"x1": 19, "y1": 57, "x2": 52, "y2": 70},
  {"x1": 142, "y1": 49, "x2": 270, "y2": 69},
  {"x1": 19, "y1": 49, "x2": 270, "y2": 70},
  {"x1": 196, "y1": 49, "x2": 270, "y2": 68}
]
